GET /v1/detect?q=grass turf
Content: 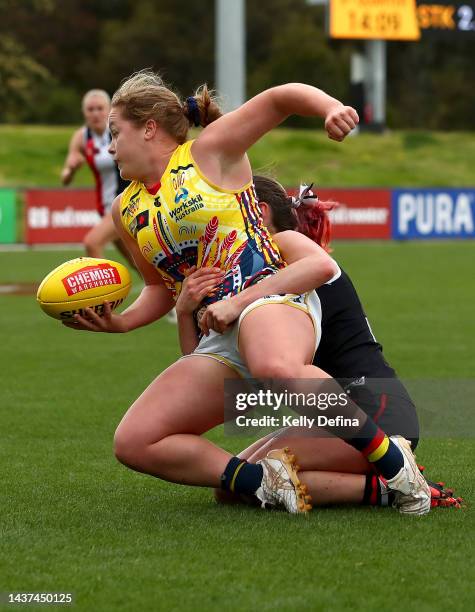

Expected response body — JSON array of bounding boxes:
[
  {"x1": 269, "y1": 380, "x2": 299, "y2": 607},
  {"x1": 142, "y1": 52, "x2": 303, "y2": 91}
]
[
  {"x1": 1, "y1": 125, "x2": 475, "y2": 188},
  {"x1": 1, "y1": 242, "x2": 474, "y2": 611}
]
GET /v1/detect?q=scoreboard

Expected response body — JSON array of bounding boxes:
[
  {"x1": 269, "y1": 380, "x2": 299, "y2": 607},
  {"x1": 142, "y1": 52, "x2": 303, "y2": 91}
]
[
  {"x1": 329, "y1": 0, "x2": 421, "y2": 40},
  {"x1": 417, "y1": 2, "x2": 475, "y2": 35},
  {"x1": 328, "y1": 0, "x2": 475, "y2": 39}
]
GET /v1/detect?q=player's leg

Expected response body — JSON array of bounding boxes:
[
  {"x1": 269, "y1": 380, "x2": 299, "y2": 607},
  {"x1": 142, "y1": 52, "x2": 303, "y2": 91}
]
[
  {"x1": 231, "y1": 382, "x2": 424, "y2": 508},
  {"x1": 113, "y1": 355, "x2": 307, "y2": 511},
  {"x1": 235, "y1": 380, "x2": 420, "y2": 471},
  {"x1": 239, "y1": 304, "x2": 430, "y2": 514},
  {"x1": 114, "y1": 356, "x2": 238, "y2": 486},
  {"x1": 216, "y1": 434, "x2": 394, "y2": 508},
  {"x1": 214, "y1": 429, "x2": 366, "y2": 505},
  {"x1": 288, "y1": 465, "x2": 462, "y2": 509},
  {"x1": 347, "y1": 378, "x2": 420, "y2": 449},
  {"x1": 238, "y1": 304, "x2": 400, "y2": 475},
  {"x1": 244, "y1": 433, "x2": 376, "y2": 506},
  {"x1": 238, "y1": 379, "x2": 420, "y2": 475},
  {"x1": 216, "y1": 470, "x2": 366, "y2": 506},
  {"x1": 83, "y1": 212, "x2": 117, "y2": 258},
  {"x1": 241, "y1": 428, "x2": 370, "y2": 473},
  {"x1": 216, "y1": 424, "x2": 461, "y2": 509}
]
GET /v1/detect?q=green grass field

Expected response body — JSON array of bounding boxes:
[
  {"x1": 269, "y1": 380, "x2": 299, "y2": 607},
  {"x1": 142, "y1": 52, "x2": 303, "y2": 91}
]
[
  {"x1": 1, "y1": 125, "x2": 475, "y2": 188},
  {"x1": 1, "y1": 242, "x2": 473, "y2": 611}
]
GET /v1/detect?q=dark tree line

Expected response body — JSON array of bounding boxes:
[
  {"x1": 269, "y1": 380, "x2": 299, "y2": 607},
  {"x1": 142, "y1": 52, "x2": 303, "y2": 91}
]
[{"x1": 0, "y1": 0, "x2": 474, "y2": 128}]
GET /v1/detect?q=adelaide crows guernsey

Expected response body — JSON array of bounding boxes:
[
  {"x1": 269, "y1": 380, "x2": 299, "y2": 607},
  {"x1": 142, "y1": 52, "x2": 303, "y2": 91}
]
[{"x1": 120, "y1": 140, "x2": 284, "y2": 302}]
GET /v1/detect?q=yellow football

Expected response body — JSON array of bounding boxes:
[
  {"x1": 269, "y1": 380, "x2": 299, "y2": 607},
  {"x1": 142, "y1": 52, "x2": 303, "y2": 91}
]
[{"x1": 37, "y1": 257, "x2": 132, "y2": 320}]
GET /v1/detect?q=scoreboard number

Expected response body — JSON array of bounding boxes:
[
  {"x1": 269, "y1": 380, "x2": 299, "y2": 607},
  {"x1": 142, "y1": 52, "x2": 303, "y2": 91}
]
[
  {"x1": 329, "y1": 0, "x2": 421, "y2": 40},
  {"x1": 328, "y1": 0, "x2": 475, "y2": 38},
  {"x1": 457, "y1": 5, "x2": 474, "y2": 30},
  {"x1": 416, "y1": 2, "x2": 475, "y2": 33}
]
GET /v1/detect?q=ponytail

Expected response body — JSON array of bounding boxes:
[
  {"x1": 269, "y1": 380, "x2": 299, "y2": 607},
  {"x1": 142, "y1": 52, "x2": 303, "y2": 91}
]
[
  {"x1": 112, "y1": 69, "x2": 223, "y2": 144},
  {"x1": 291, "y1": 184, "x2": 336, "y2": 252},
  {"x1": 184, "y1": 85, "x2": 223, "y2": 128},
  {"x1": 253, "y1": 175, "x2": 337, "y2": 252}
]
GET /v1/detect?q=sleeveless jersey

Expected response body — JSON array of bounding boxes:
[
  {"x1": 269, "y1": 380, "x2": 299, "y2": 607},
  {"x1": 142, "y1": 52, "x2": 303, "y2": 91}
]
[
  {"x1": 84, "y1": 127, "x2": 128, "y2": 215},
  {"x1": 315, "y1": 267, "x2": 396, "y2": 379},
  {"x1": 120, "y1": 140, "x2": 284, "y2": 302}
]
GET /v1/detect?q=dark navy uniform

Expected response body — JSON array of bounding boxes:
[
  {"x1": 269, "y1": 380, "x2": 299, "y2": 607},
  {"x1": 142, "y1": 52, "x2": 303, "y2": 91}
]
[{"x1": 315, "y1": 267, "x2": 419, "y2": 447}]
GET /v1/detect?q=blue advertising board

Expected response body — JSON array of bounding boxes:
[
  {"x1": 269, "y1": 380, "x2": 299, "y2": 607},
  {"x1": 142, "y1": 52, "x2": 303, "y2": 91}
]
[{"x1": 392, "y1": 189, "x2": 475, "y2": 239}]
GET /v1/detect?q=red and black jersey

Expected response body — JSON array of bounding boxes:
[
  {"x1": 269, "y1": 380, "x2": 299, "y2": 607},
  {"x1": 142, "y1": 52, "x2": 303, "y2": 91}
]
[{"x1": 84, "y1": 127, "x2": 128, "y2": 215}]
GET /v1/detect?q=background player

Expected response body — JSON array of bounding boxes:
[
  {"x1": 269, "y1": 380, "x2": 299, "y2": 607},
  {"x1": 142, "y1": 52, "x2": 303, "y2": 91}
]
[{"x1": 61, "y1": 89, "x2": 132, "y2": 263}]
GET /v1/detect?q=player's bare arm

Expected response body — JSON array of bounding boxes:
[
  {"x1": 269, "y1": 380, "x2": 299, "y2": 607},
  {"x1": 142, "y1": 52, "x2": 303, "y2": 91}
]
[
  {"x1": 176, "y1": 266, "x2": 225, "y2": 354},
  {"x1": 63, "y1": 196, "x2": 174, "y2": 333},
  {"x1": 200, "y1": 230, "x2": 337, "y2": 335},
  {"x1": 193, "y1": 84, "x2": 359, "y2": 189},
  {"x1": 61, "y1": 128, "x2": 86, "y2": 185}
]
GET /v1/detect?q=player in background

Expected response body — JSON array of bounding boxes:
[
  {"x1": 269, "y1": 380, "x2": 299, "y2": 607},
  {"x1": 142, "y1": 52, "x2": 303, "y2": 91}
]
[
  {"x1": 176, "y1": 176, "x2": 461, "y2": 510},
  {"x1": 61, "y1": 89, "x2": 132, "y2": 264}
]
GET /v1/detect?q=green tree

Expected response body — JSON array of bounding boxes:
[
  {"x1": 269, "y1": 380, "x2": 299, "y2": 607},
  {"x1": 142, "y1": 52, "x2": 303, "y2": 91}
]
[
  {"x1": 387, "y1": 36, "x2": 475, "y2": 129},
  {"x1": 92, "y1": 0, "x2": 215, "y2": 97},
  {"x1": 0, "y1": 35, "x2": 52, "y2": 122},
  {"x1": 0, "y1": 0, "x2": 474, "y2": 128}
]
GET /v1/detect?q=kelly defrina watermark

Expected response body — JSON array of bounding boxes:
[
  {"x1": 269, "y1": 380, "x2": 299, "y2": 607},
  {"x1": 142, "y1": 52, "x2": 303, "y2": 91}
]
[
  {"x1": 224, "y1": 377, "x2": 475, "y2": 438},
  {"x1": 233, "y1": 388, "x2": 357, "y2": 429},
  {"x1": 224, "y1": 378, "x2": 364, "y2": 436}
]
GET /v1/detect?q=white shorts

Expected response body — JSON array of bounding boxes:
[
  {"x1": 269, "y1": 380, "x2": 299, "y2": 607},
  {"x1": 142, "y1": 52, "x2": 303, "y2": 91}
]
[{"x1": 181, "y1": 291, "x2": 322, "y2": 378}]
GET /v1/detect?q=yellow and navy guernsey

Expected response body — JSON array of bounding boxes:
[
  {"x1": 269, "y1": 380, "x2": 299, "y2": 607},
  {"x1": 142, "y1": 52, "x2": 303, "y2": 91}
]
[{"x1": 120, "y1": 140, "x2": 285, "y2": 303}]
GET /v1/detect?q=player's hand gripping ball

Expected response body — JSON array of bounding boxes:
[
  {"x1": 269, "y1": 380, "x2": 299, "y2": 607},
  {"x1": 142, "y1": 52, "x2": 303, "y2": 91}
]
[{"x1": 37, "y1": 257, "x2": 132, "y2": 321}]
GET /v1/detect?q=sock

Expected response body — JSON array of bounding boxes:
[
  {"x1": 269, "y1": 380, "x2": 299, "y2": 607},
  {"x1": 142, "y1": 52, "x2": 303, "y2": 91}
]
[
  {"x1": 221, "y1": 457, "x2": 264, "y2": 495},
  {"x1": 362, "y1": 473, "x2": 395, "y2": 507},
  {"x1": 292, "y1": 378, "x2": 404, "y2": 480},
  {"x1": 348, "y1": 417, "x2": 404, "y2": 480}
]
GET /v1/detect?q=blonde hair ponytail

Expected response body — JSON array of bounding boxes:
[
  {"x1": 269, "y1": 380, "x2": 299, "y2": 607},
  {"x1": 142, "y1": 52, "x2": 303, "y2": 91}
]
[
  {"x1": 112, "y1": 70, "x2": 223, "y2": 143},
  {"x1": 184, "y1": 85, "x2": 223, "y2": 128}
]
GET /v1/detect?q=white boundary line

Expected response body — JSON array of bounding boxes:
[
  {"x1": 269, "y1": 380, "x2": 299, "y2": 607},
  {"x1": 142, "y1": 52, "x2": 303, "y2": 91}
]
[{"x1": 0, "y1": 243, "x2": 86, "y2": 252}]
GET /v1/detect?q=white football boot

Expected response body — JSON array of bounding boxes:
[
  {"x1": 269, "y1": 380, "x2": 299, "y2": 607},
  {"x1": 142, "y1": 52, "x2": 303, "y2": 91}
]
[
  {"x1": 255, "y1": 448, "x2": 312, "y2": 514},
  {"x1": 386, "y1": 436, "x2": 431, "y2": 515}
]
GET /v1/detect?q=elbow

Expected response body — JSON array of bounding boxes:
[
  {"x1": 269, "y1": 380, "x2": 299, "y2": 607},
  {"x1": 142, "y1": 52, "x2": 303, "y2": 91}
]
[
  {"x1": 311, "y1": 256, "x2": 337, "y2": 286},
  {"x1": 326, "y1": 259, "x2": 339, "y2": 282},
  {"x1": 272, "y1": 84, "x2": 300, "y2": 116}
]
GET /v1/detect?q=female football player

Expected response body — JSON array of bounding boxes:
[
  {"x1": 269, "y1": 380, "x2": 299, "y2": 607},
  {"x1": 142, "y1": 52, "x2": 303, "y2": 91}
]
[
  {"x1": 61, "y1": 89, "x2": 131, "y2": 262},
  {"x1": 64, "y1": 70, "x2": 430, "y2": 515},
  {"x1": 176, "y1": 176, "x2": 460, "y2": 510}
]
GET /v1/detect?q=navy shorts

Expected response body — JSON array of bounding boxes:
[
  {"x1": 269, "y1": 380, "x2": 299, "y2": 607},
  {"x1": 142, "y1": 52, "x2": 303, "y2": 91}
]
[{"x1": 343, "y1": 377, "x2": 420, "y2": 449}]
